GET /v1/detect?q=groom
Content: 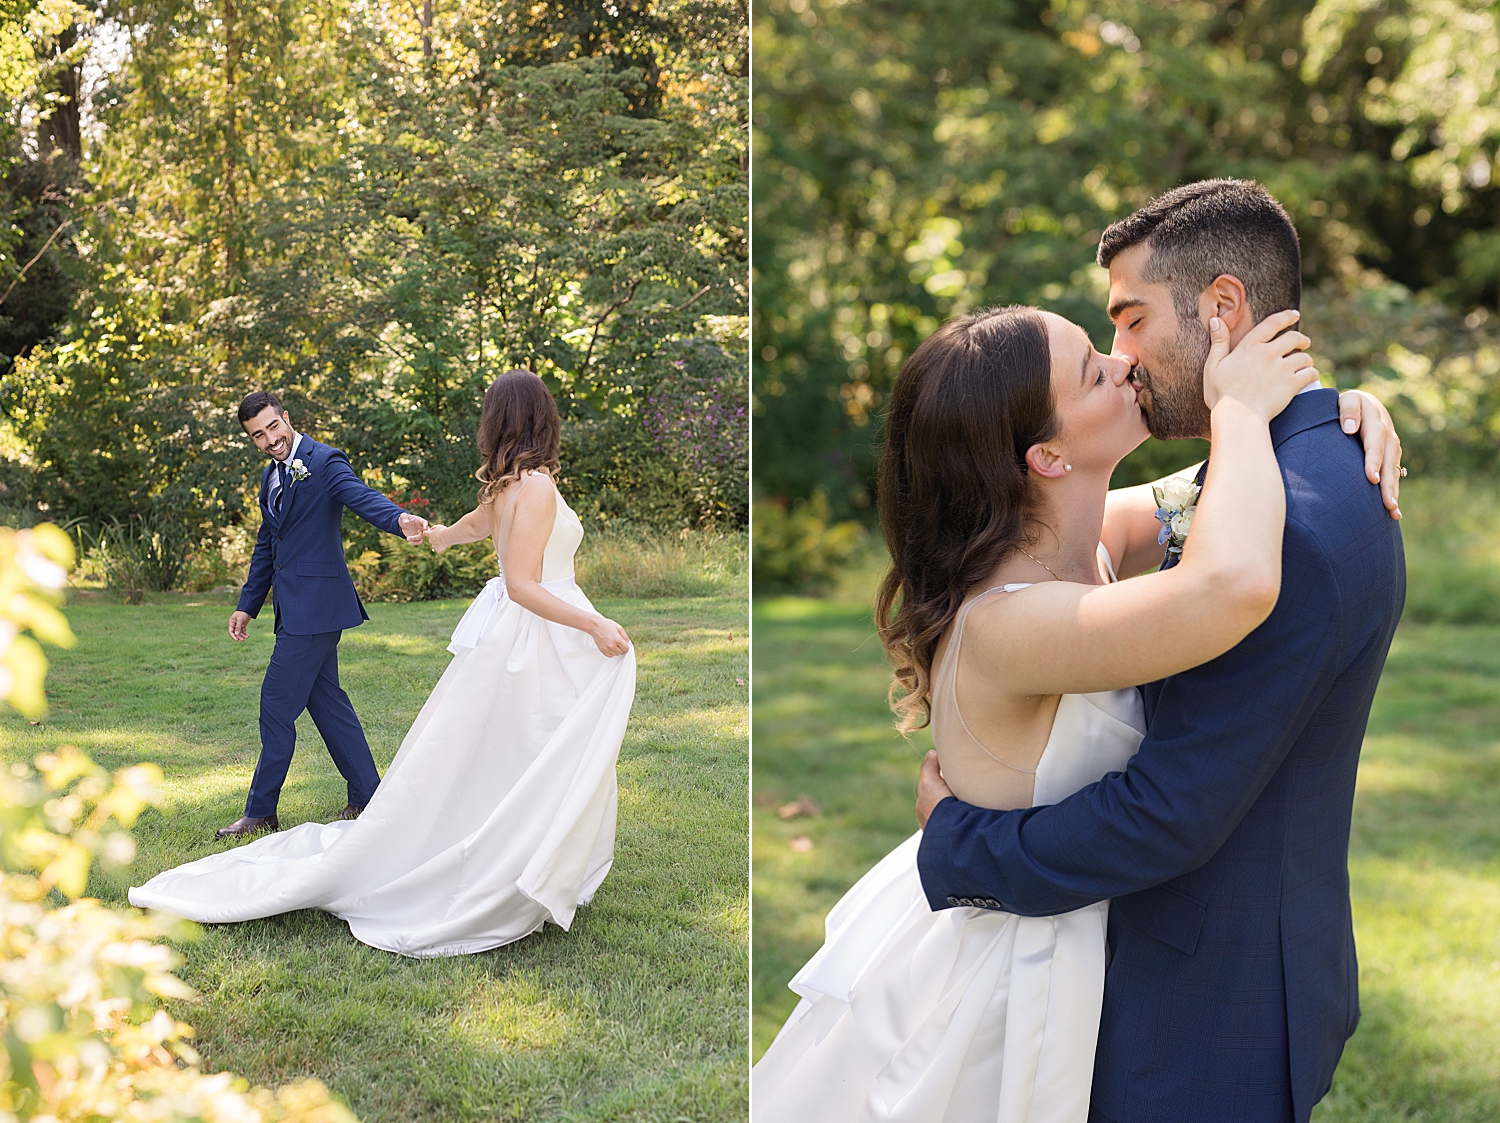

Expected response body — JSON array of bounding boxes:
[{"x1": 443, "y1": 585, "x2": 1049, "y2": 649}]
[
  {"x1": 218, "y1": 391, "x2": 429, "y2": 839},
  {"x1": 916, "y1": 181, "x2": 1406, "y2": 1122}
]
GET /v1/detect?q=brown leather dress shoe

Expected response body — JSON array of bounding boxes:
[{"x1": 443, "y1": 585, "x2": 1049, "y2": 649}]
[
  {"x1": 336, "y1": 804, "x2": 364, "y2": 820},
  {"x1": 215, "y1": 814, "x2": 279, "y2": 839}
]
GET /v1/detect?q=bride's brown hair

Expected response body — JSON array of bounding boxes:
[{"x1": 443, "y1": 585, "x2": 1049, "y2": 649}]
[
  {"x1": 475, "y1": 370, "x2": 562, "y2": 505},
  {"x1": 874, "y1": 306, "x2": 1057, "y2": 732}
]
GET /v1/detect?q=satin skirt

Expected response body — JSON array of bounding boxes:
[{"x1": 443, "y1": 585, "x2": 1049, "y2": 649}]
[
  {"x1": 130, "y1": 578, "x2": 636, "y2": 958},
  {"x1": 752, "y1": 832, "x2": 1107, "y2": 1123}
]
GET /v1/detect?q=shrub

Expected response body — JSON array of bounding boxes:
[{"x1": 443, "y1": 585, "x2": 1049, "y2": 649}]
[
  {"x1": 182, "y1": 514, "x2": 260, "y2": 593},
  {"x1": 0, "y1": 748, "x2": 360, "y2": 1123},
  {"x1": 752, "y1": 492, "x2": 868, "y2": 596},
  {"x1": 349, "y1": 536, "x2": 497, "y2": 604},
  {"x1": 80, "y1": 516, "x2": 198, "y2": 602}
]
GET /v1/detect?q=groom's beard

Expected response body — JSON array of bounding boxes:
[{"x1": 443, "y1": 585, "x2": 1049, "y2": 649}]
[{"x1": 1134, "y1": 316, "x2": 1212, "y2": 441}]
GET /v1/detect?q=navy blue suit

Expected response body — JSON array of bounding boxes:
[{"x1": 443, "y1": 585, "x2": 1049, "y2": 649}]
[
  {"x1": 236, "y1": 436, "x2": 409, "y2": 817},
  {"x1": 917, "y1": 390, "x2": 1405, "y2": 1123}
]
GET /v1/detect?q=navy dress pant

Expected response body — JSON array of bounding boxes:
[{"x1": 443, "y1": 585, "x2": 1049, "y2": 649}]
[{"x1": 246, "y1": 629, "x2": 382, "y2": 817}]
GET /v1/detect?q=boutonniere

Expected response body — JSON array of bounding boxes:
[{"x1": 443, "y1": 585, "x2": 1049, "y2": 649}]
[
  {"x1": 288, "y1": 458, "x2": 311, "y2": 483},
  {"x1": 1153, "y1": 474, "x2": 1201, "y2": 559}
]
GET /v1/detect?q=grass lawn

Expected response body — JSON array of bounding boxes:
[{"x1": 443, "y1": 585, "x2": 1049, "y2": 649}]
[
  {"x1": 752, "y1": 596, "x2": 1500, "y2": 1120},
  {"x1": 3, "y1": 587, "x2": 748, "y2": 1123}
]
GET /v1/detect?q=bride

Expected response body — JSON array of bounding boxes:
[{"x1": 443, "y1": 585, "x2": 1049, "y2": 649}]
[
  {"x1": 751, "y1": 306, "x2": 1379, "y2": 1119},
  {"x1": 130, "y1": 370, "x2": 636, "y2": 958}
]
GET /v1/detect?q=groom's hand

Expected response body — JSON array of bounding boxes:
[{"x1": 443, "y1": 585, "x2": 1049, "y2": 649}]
[
  {"x1": 228, "y1": 611, "x2": 251, "y2": 642},
  {"x1": 397, "y1": 511, "x2": 429, "y2": 544},
  {"x1": 916, "y1": 750, "x2": 955, "y2": 830}
]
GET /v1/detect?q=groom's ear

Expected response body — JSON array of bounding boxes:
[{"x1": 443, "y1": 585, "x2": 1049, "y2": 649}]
[{"x1": 1199, "y1": 274, "x2": 1250, "y2": 340}]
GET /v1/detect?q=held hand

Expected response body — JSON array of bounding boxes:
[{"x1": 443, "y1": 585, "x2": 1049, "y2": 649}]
[
  {"x1": 589, "y1": 617, "x2": 631, "y2": 658},
  {"x1": 1201, "y1": 309, "x2": 1318, "y2": 421},
  {"x1": 426, "y1": 525, "x2": 449, "y2": 553},
  {"x1": 1338, "y1": 389, "x2": 1404, "y2": 519},
  {"x1": 916, "y1": 749, "x2": 954, "y2": 830},
  {"x1": 397, "y1": 511, "x2": 429, "y2": 545},
  {"x1": 228, "y1": 611, "x2": 251, "y2": 642}
]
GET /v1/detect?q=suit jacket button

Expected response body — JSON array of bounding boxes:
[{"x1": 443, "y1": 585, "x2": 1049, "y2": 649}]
[
  {"x1": 946, "y1": 896, "x2": 960, "y2": 906},
  {"x1": 986, "y1": 899, "x2": 1001, "y2": 909}
]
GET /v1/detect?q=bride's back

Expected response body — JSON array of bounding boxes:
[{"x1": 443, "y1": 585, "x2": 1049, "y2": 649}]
[
  {"x1": 488, "y1": 472, "x2": 584, "y2": 583},
  {"x1": 929, "y1": 547, "x2": 1132, "y2": 811}
]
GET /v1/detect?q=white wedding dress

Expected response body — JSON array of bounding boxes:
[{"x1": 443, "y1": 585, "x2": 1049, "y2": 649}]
[
  {"x1": 752, "y1": 546, "x2": 1144, "y2": 1122},
  {"x1": 129, "y1": 493, "x2": 636, "y2": 958}
]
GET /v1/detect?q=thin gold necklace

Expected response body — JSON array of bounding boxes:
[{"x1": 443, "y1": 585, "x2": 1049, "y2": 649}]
[{"x1": 1021, "y1": 549, "x2": 1063, "y2": 581}]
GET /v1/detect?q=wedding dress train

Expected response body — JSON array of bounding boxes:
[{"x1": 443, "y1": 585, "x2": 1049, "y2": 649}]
[
  {"x1": 129, "y1": 494, "x2": 636, "y2": 958},
  {"x1": 752, "y1": 547, "x2": 1143, "y2": 1122}
]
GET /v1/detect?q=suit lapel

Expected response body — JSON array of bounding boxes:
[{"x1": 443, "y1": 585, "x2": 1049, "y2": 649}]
[
  {"x1": 259, "y1": 464, "x2": 280, "y2": 528},
  {"x1": 278, "y1": 443, "x2": 309, "y2": 526}
]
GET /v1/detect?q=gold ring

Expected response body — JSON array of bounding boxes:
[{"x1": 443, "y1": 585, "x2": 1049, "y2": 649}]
[{"x1": 1398, "y1": 467, "x2": 1408, "y2": 477}]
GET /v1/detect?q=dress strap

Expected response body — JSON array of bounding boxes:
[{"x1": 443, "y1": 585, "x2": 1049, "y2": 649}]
[
  {"x1": 942, "y1": 583, "x2": 1038, "y2": 775},
  {"x1": 1096, "y1": 541, "x2": 1118, "y2": 583}
]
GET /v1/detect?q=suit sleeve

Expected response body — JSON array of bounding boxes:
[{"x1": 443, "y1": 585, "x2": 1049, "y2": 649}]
[
  {"x1": 321, "y1": 448, "x2": 407, "y2": 536},
  {"x1": 917, "y1": 517, "x2": 1344, "y2": 916},
  {"x1": 236, "y1": 506, "x2": 275, "y2": 618}
]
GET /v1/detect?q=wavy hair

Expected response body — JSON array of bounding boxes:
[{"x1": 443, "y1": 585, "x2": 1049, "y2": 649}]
[
  {"x1": 475, "y1": 370, "x2": 562, "y2": 505},
  {"x1": 874, "y1": 306, "x2": 1057, "y2": 731}
]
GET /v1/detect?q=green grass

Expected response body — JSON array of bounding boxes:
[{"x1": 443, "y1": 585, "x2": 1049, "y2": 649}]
[
  {"x1": 4, "y1": 586, "x2": 749, "y2": 1123},
  {"x1": 752, "y1": 597, "x2": 1500, "y2": 1119}
]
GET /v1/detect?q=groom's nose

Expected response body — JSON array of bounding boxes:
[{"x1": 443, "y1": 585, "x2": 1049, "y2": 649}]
[{"x1": 1106, "y1": 353, "x2": 1134, "y2": 385}]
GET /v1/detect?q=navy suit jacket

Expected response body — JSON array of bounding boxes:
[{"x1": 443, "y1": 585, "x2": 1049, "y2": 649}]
[
  {"x1": 236, "y1": 437, "x2": 408, "y2": 635},
  {"x1": 917, "y1": 390, "x2": 1405, "y2": 1123}
]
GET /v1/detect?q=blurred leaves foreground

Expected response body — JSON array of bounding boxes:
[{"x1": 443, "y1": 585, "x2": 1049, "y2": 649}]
[{"x1": 0, "y1": 525, "x2": 357, "y2": 1122}]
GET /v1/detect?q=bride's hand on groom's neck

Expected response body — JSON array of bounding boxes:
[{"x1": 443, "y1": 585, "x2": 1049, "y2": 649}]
[{"x1": 1202, "y1": 310, "x2": 1316, "y2": 421}]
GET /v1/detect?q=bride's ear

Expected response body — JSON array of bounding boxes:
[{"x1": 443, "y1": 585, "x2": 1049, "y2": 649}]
[{"x1": 1024, "y1": 444, "x2": 1071, "y2": 479}]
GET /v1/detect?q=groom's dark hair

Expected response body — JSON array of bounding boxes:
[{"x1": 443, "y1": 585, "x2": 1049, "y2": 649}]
[
  {"x1": 237, "y1": 391, "x2": 286, "y2": 426},
  {"x1": 1097, "y1": 179, "x2": 1301, "y2": 324}
]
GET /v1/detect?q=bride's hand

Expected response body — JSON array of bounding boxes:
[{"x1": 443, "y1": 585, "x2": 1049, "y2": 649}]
[
  {"x1": 426, "y1": 525, "x2": 449, "y2": 553},
  {"x1": 1202, "y1": 309, "x2": 1318, "y2": 422},
  {"x1": 589, "y1": 617, "x2": 631, "y2": 658}
]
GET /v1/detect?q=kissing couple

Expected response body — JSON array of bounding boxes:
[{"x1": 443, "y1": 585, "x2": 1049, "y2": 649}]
[
  {"x1": 753, "y1": 180, "x2": 1407, "y2": 1122},
  {"x1": 131, "y1": 371, "x2": 636, "y2": 958}
]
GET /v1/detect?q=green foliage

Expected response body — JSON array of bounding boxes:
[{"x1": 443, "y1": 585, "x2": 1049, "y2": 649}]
[
  {"x1": 1396, "y1": 476, "x2": 1500, "y2": 625},
  {"x1": 349, "y1": 537, "x2": 497, "y2": 604},
  {"x1": 347, "y1": 524, "x2": 747, "y2": 603},
  {"x1": 80, "y1": 515, "x2": 196, "y2": 603},
  {"x1": 0, "y1": 0, "x2": 747, "y2": 533},
  {"x1": 751, "y1": 492, "x2": 868, "y2": 595},
  {"x1": 753, "y1": 0, "x2": 1500, "y2": 517}
]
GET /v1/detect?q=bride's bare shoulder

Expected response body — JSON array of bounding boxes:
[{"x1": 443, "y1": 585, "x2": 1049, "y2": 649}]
[{"x1": 509, "y1": 470, "x2": 558, "y2": 517}]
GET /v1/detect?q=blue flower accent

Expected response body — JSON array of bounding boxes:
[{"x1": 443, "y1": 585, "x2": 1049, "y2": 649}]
[{"x1": 1158, "y1": 525, "x2": 1172, "y2": 546}]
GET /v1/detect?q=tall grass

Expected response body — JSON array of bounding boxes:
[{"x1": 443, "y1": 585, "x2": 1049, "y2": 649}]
[{"x1": 575, "y1": 524, "x2": 747, "y2": 598}]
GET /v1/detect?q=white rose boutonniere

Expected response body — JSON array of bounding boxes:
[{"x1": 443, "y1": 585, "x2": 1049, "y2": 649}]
[
  {"x1": 1153, "y1": 474, "x2": 1202, "y2": 559},
  {"x1": 288, "y1": 458, "x2": 311, "y2": 483}
]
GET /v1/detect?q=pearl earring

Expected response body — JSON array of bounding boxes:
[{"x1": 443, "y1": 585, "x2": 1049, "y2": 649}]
[{"x1": 1064, "y1": 464, "x2": 1072, "y2": 472}]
